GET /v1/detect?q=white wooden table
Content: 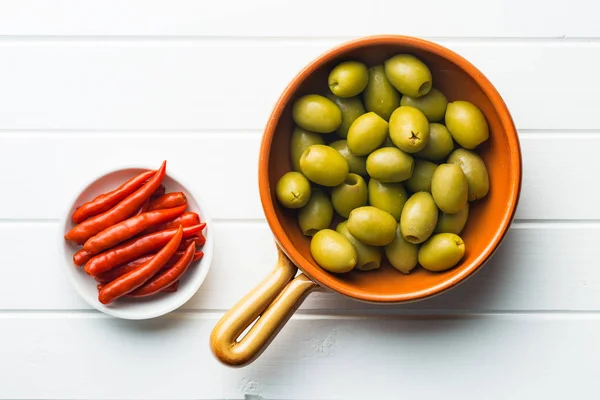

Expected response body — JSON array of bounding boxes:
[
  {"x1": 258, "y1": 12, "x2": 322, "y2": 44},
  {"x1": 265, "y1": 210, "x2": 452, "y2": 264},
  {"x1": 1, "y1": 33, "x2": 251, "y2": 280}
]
[{"x1": 1, "y1": 1, "x2": 599, "y2": 399}]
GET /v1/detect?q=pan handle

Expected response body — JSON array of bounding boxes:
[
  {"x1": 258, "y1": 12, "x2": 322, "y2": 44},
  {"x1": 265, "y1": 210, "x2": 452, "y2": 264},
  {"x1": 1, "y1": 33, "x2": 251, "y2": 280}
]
[{"x1": 209, "y1": 245, "x2": 319, "y2": 367}]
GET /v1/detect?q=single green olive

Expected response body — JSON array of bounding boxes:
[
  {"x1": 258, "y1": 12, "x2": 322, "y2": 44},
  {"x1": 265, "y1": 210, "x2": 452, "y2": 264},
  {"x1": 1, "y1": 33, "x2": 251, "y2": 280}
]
[
  {"x1": 347, "y1": 112, "x2": 389, "y2": 156},
  {"x1": 292, "y1": 94, "x2": 342, "y2": 134},
  {"x1": 367, "y1": 179, "x2": 408, "y2": 221},
  {"x1": 400, "y1": 192, "x2": 438, "y2": 244},
  {"x1": 327, "y1": 94, "x2": 366, "y2": 138},
  {"x1": 275, "y1": 171, "x2": 311, "y2": 209},
  {"x1": 435, "y1": 203, "x2": 469, "y2": 235},
  {"x1": 384, "y1": 54, "x2": 433, "y2": 98},
  {"x1": 405, "y1": 159, "x2": 437, "y2": 193},
  {"x1": 415, "y1": 123, "x2": 454, "y2": 162},
  {"x1": 445, "y1": 101, "x2": 489, "y2": 149},
  {"x1": 447, "y1": 148, "x2": 490, "y2": 201},
  {"x1": 400, "y1": 88, "x2": 448, "y2": 122},
  {"x1": 290, "y1": 127, "x2": 325, "y2": 172},
  {"x1": 336, "y1": 221, "x2": 382, "y2": 271},
  {"x1": 347, "y1": 206, "x2": 397, "y2": 246},
  {"x1": 298, "y1": 188, "x2": 334, "y2": 236},
  {"x1": 389, "y1": 106, "x2": 430, "y2": 153},
  {"x1": 310, "y1": 229, "x2": 357, "y2": 273},
  {"x1": 362, "y1": 65, "x2": 401, "y2": 120},
  {"x1": 366, "y1": 147, "x2": 414, "y2": 183},
  {"x1": 329, "y1": 140, "x2": 368, "y2": 176},
  {"x1": 418, "y1": 233, "x2": 465, "y2": 272},
  {"x1": 431, "y1": 164, "x2": 468, "y2": 214},
  {"x1": 385, "y1": 224, "x2": 419, "y2": 274},
  {"x1": 328, "y1": 61, "x2": 369, "y2": 98},
  {"x1": 299, "y1": 144, "x2": 349, "y2": 187},
  {"x1": 331, "y1": 174, "x2": 368, "y2": 218}
]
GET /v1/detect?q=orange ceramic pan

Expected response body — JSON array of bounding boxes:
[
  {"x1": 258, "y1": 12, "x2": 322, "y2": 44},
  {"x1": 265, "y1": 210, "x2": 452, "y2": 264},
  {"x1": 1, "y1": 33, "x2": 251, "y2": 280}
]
[{"x1": 210, "y1": 35, "x2": 522, "y2": 367}]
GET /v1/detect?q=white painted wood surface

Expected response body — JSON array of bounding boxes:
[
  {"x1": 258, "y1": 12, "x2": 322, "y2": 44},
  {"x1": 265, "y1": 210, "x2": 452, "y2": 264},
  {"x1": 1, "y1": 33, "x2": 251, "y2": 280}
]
[{"x1": 0, "y1": 1, "x2": 599, "y2": 399}]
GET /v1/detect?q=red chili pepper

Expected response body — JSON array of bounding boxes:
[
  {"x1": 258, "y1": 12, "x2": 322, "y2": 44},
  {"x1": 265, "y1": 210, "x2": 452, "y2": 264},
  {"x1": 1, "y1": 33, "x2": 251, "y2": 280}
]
[
  {"x1": 83, "y1": 204, "x2": 187, "y2": 255},
  {"x1": 73, "y1": 248, "x2": 92, "y2": 267},
  {"x1": 148, "y1": 192, "x2": 187, "y2": 211},
  {"x1": 65, "y1": 161, "x2": 167, "y2": 245},
  {"x1": 98, "y1": 226, "x2": 183, "y2": 304},
  {"x1": 174, "y1": 250, "x2": 204, "y2": 262},
  {"x1": 71, "y1": 170, "x2": 155, "y2": 224},
  {"x1": 151, "y1": 185, "x2": 166, "y2": 199},
  {"x1": 128, "y1": 242, "x2": 195, "y2": 297},
  {"x1": 96, "y1": 279, "x2": 178, "y2": 294},
  {"x1": 177, "y1": 233, "x2": 206, "y2": 250},
  {"x1": 84, "y1": 223, "x2": 205, "y2": 276},
  {"x1": 143, "y1": 212, "x2": 200, "y2": 234},
  {"x1": 93, "y1": 254, "x2": 155, "y2": 283}
]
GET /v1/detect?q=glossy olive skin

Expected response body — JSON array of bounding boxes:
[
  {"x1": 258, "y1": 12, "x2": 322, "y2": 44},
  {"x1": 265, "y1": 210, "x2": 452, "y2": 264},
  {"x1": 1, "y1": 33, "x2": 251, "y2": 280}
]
[
  {"x1": 362, "y1": 65, "x2": 401, "y2": 120},
  {"x1": 385, "y1": 224, "x2": 419, "y2": 274},
  {"x1": 347, "y1": 112, "x2": 389, "y2": 156},
  {"x1": 384, "y1": 54, "x2": 433, "y2": 98},
  {"x1": 336, "y1": 221, "x2": 382, "y2": 271},
  {"x1": 415, "y1": 123, "x2": 454, "y2": 162},
  {"x1": 275, "y1": 172, "x2": 311, "y2": 209},
  {"x1": 366, "y1": 147, "x2": 414, "y2": 183},
  {"x1": 310, "y1": 229, "x2": 357, "y2": 273},
  {"x1": 400, "y1": 88, "x2": 448, "y2": 122},
  {"x1": 389, "y1": 106, "x2": 430, "y2": 153},
  {"x1": 328, "y1": 61, "x2": 369, "y2": 98},
  {"x1": 298, "y1": 189, "x2": 334, "y2": 236},
  {"x1": 400, "y1": 192, "x2": 438, "y2": 244},
  {"x1": 347, "y1": 206, "x2": 397, "y2": 246},
  {"x1": 331, "y1": 174, "x2": 368, "y2": 218},
  {"x1": 435, "y1": 203, "x2": 469, "y2": 235},
  {"x1": 431, "y1": 164, "x2": 468, "y2": 214},
  {"x1": 292, "y1": 94, "x2": 342, "y2": 134},
  {"x1": 447, "y1": 149, "x2": 490, "y2": 201},
  {"x1": 418, "y1": 233, "x2": 465, "y2": 272},
  {"x1": 367, "y1": 179, "x2": 408, "y2": 221},
  {"x1": 405, "y1": 159, "x2": 437, "y2": 193},
  {"x1": 300, "y1": 144, "x2": 349, "y2": 187},
  {"x1": 329, "y1": 140, "x2": 368, "y2": 176},
  {"x1": 290, "y1": 127, "x2": 325, "y2": 171},
  {"x1": 445, "y1": 101, "x2": 489, "y2": 149},
  {"x1": 327, "y1": 94, "x2": 366, "y2": 138}
]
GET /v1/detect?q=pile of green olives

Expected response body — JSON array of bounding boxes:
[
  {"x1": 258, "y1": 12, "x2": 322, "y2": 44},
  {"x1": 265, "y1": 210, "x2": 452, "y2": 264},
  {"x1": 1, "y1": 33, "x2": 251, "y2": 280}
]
[{"x1": 276, "y1": 55, "x2": 490, "y2": 275}]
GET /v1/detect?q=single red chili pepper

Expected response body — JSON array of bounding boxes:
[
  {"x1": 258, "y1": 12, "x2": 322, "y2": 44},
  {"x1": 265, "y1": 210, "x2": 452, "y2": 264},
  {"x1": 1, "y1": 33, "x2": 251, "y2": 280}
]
[
  {"x1": 98, "y1": 226, "x2": 183, "y2": 304},
  {"x1": 128, "y1": 242, "x2": 195, "y2": 297},
  {"x1": 73, "y1": 248, "x2": 92, "y2": 267},
  {"x1": 65, "y1": 161, "x2": 167, "y2": 245},
  {"x1": 148, "y1": 192, "x2": 187, "y2": 211},
  {"x1": 143, "y1": 212, "x2": 200, "y2": 234},
  {"x1": 96, "y1": 279, "x2": 178, "y2": 294},
  {"x1": 83, "y1": 204, "x2": 187, "y2": 255},
  {"x1": 71, "y1": 170, "x2": 155, "y2": 224},
  {"x1": 84, "y1": 223, "x2": 205, "y2": 276},
  {"x1": 151, "y1": 184, "x2": 166, "y2": 199},
  {"x1": 94, "y1": 254, "x2": 155, "y2": 283}
]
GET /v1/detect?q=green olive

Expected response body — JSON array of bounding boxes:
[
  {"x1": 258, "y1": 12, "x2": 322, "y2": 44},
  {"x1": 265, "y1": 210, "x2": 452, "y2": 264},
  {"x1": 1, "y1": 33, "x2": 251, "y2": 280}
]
[
  {"x1": 331, "y1": 174, "x2": 368, "y2": 218},
  {"x1": 275, "y1": 172, "x2": 311, "y2": 209},
  {"x1": 328, "y1": 61, "x2": 369, "y2": 98},
  {"x1": 299, "y1": 144, "x2": 349, "y2": 187},
  {"x1": 389, "y1": 106, "x2": 430, "y2": 153},
  {"x1": 400, "y1": 88, "x2": 448, "y2": 122},
  {"x1": 445, "y1": 101, "x2": 489, "y2": 149},
  {"x1": 290, "y1": 127, "x2": 325, "y2": 172},
  {"x1": 347, "y1": 112, "x2": 389, "y2": 156},
  {"x1": 327, "y1": 94, "x2": 366, "y2": 138},
  {"x1": 418, "y1": 233, "x2": 465, "y2": 272},
  {"x1": 405, "y1": 159, "x2": 437, "y2": 193},
  {"x1": 310, "y1": 229, "x2": 357, "y2": 273},
  {"x1": 329, "y1": 140, "x2": 368, "y2": 176},
  {"x1": 366, "y1": 147, "x2": 414, "y2": 183},
  {"x1": 336, "y1": 221, "x2": 382, "y2": 271},
  {"x1": 385, "y1": 224, "x2": 419, "y2": 274},
  {"x1": 292, "y1": 94, "x2": 342, "y2": 134},
  {"x1": 431, "y1": 164, "x2": 468, "y2": 214},
  {"x1": 362, "y1": 65, "x2": 401, "y2": 120},
  {"x1": 298, "y1": 189, "x2": 334, "y2": 236},
  {"x1": 400, "y1": 192, "x2": 438, "y2": 244},
  {"x1": 367, "y1": 179, "x2": 408, "y2": 221},
  {"x1": 435, "y1": 203, "x2": 469, "y2": 235},
  {"x1": 447, "y1": 149, "x2": 490, "y2": 201},
  {"x1": 384, "y1": 54, "x2": 433, "y2": 98},
  {"x1": 415, "y1": 123, "x2": 454, "y2": 162},
  {"x1": 347, "y1": 206, "x2": 397, "y2": 246}
]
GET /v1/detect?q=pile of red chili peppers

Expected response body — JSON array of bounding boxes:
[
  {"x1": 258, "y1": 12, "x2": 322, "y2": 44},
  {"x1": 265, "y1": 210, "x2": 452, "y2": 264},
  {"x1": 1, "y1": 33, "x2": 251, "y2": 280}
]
[{"x1": 64, "y1": 161, "x2": 206, "y2": 305}]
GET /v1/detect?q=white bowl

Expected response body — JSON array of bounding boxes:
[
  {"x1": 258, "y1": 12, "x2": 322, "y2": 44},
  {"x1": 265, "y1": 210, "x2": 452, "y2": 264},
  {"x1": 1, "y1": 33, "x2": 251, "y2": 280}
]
[{"x1": 59, "y1": 165, "x2": 213, "y2": 320}]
